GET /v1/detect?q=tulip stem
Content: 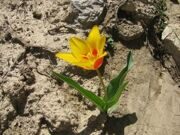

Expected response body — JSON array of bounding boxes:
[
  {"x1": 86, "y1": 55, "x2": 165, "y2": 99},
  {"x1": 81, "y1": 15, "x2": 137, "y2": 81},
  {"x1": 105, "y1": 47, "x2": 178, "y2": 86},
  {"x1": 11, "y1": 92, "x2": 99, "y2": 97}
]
[{"x1": 96, "y1": 69, "x2": 106, "y2": 97}]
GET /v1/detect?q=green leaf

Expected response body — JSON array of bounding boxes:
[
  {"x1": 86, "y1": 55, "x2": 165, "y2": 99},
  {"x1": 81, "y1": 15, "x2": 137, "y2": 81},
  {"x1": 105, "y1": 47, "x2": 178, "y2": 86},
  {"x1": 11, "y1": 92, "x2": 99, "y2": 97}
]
[
  {"x1": 106, "y1": 82, "x2": 128, "y2": 110},
  {"x1": 52, "y1": 71, "x2": 106, "y2": 112},
  {"x1": 105, "y1": 51, "x2": 133, "y2": 105}
]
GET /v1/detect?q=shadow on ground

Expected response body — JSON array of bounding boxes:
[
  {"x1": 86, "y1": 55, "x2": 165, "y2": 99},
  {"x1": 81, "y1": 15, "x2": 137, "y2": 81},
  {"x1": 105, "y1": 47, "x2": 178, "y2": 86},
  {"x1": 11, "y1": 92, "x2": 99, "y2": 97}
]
[
  {"x1": 101, "y1": 113, "x2": 137, "y2": 135},
  {"x1": 50, "y1": 112, "x2": 137, "y2": 135}
]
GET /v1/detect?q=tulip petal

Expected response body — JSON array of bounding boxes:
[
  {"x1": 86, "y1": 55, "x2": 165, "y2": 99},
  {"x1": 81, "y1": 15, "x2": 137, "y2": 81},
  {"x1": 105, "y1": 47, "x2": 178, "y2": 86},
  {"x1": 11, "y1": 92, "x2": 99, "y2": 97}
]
[
  {"x1": 94, "y1": 57, "x2": 103, "y2": 69},
  {"x1": 100, "y1": 51, "x2": 108, "y2": 58},
  {"x1": 56, "y1": 52, "x2": 93, "y2": 69},
  {"x1": 56, "y1": 53, "x2": 78, "y2": 63},
  {"x1": 98, "y1": 36, "x2": 106, "y2": 54},
  {"x1": 87, "y1": 25, "x2": 101, "y2": 49},
  {"x1": 93, "y1": 52, "x2": 107, "y2": 69},
  {"x1": 69, "y1": 37, "x2": 89, "y2": 58},
  {"x1": 77, "y1": 63, "x2": 92, "y2": 70}
]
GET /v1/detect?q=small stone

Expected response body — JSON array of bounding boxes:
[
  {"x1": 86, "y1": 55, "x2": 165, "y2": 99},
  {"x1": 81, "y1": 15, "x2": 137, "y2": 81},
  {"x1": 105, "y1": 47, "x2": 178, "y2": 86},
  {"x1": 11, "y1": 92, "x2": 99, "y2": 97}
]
[
  {"x1": 53, "y1": 37, "x2": 60, "y2": 41},
  {"x1": 4, "y1": 33, "x2": 12, "y2": 41},
  {"x1": 33, "y1": 11, "x2": 42, "y2": 20}
]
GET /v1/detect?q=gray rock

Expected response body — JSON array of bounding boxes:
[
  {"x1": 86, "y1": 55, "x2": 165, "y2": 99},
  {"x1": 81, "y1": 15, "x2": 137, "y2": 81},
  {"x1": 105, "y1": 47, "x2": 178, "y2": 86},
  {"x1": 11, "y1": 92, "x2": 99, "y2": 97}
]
[
  {"x1": 162, "y1": 23, "x2": 180, "y2": 69},
  {"x1": 72, "y1": 0, "x2": 106, "y2": 28}
]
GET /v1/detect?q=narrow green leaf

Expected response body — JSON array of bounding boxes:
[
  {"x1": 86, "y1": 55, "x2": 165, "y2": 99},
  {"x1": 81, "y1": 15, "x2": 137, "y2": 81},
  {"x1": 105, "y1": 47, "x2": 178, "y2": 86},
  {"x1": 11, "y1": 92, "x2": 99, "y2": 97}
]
[
  {"x1": 106, "y1": 82, "x2": 128, "y2": 110},
  {"x1": 52, "y1": 71, "x2": 106, "y2": 112},
  {"x1": 106, "y1": 51, "x2": 133, "y2": 101}
]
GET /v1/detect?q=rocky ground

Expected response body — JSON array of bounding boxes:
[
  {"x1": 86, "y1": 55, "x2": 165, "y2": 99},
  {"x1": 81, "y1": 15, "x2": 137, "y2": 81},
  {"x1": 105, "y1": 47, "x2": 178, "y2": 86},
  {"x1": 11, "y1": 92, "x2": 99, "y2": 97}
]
[{"x1": 0, "y1": 0, "x2": 180, "y2": 135}]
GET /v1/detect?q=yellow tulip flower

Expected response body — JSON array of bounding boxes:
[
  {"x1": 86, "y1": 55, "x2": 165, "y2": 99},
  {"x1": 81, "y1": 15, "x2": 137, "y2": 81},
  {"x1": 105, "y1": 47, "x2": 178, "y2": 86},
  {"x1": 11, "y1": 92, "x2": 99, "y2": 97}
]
[{"x1": 56, "y1": 25, "x2": 107, "y2": 70}]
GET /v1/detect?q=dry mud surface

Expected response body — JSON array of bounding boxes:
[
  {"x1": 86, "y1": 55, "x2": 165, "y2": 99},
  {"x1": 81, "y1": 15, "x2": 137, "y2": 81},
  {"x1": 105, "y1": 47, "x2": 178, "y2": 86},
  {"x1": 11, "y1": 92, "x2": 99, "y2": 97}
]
[{"x1": 0, "y1": 0, "x2": 180, "y2": 135}]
